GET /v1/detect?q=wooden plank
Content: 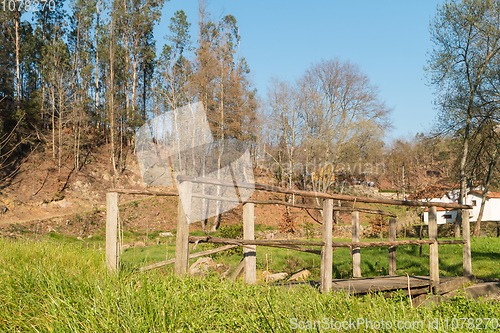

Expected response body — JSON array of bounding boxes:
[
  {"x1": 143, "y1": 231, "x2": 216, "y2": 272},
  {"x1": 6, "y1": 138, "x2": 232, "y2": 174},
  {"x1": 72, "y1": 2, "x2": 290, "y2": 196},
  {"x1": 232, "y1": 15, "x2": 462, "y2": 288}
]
[
  {"x1": 189, "y1": 236, "x2": 324, "y2": 247},
  {"x1": 382, "y1": 286, "x2": 430, "y2": 298},
  {"x1": 138, "y1": 245, "x2": 238, "y2": 272},
  {"x1": 243, "y1": 203, "x2": 256, "y2": 284},
  {"x1": 177, "y1": 175, "x2": 472, "y2": 209},
  {"x1": 106, "y1": 192, "x2": 119, "y2": 272},
  {"x1": 389, "y1": 218, "x2": 396, "y2": 276},
  {"x1": 429, "y1": 206, "x2": 439, "y2": 285},
  {"x1": 230, "y1": 259, "x2": 245, "y2": 281},
  {"x1": 330, "y1": 275, "x2": 433, "y2": 294},
  {"x1": 462, "y1": 210, "x2": 472, "y2": 277},
  {"x1": 321, "y1": 199, "x2": 334, "y2": 292},
  {"x1": 192, "y1": 193, "x2": 396, "y2": 216},
  {"x1": 174, "y1": 181, "x2": 191, "y2": 275},
  {"x1": 108, "y1": 188, "x2": 178, "y2": 196},
  {"x1": 433, "y1": 276, "x2": 473, "y2": 295},
  {"x1": 352, "y1": 211, "x2": 361, "y2": 278},
  {"x1": 187, "y1": 237, "x2": 464, "y2": 250}
]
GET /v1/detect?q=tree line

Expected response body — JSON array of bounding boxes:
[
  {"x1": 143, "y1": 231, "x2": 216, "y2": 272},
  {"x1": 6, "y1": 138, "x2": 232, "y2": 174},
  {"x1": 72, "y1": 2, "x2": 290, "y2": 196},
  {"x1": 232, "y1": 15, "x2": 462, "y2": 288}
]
[
  {"x1": 4, "y1": 0, "x2": 498, "y2": 238},
  {"x1": 0, "y1": 0, "x2": 257, "y2": 180}
]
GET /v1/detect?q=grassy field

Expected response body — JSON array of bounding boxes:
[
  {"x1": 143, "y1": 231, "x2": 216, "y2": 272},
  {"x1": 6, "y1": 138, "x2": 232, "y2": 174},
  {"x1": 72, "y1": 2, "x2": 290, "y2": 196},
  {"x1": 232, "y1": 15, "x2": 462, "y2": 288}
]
[
  {"x1": 121, "y1": 237, "x2": 500, "y2": 281},
  {"x1": 1, "y1": 237, "x2": 500, "y2": 332}
]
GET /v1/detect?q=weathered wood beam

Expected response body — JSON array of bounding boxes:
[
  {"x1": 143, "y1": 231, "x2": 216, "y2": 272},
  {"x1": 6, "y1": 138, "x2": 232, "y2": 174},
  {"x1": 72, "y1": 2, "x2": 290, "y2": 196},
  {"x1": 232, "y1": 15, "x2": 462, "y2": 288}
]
[
  {"x1": 429, "y1": 206, "x2": 439, "y2": 285},
  {"x1": 188, "y1": 236, "x2": 464, "y2": 249},
  {"x1": 137, "y1": 244, "x2": 238, "y2": 272},
  {"x1": 174, "y1": 182, "x2": 191, "y2": 276},
  {"x1": 243, "y1": 203, "x2": 256, "y2": 284},
  {"x1": 106, "y1": 192, "x2": 119, "y2": 272},
  {"x1": 352, "y1": 211, "x2": 361, "y2": 278},
  {"x1": 462, "y1": 209, "x2": 472, "y2": 277},
  {"x1": 192, "y1": 193, "x2": 397, "y2": 216},
  {"x1": 108, "y1": 188, "x2": 178, "y2": 196},
  {"x1": 177, "y1": 175, "x2": 472, "y2": 209},
  {"x1": 189, "y1": 236, "x2": 324, "y2": 247},
  {"x1": 321, "y1": 199, "x2": 333, "y2": 292},
  {"x1": 389, "y1": 218, "x2": 396, "y2": 276}
]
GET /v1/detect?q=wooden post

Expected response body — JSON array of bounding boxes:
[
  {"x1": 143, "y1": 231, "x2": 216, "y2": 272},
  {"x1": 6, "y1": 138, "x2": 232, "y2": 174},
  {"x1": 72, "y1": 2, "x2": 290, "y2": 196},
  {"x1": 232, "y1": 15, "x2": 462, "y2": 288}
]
[
  {"x1": 174, "y1": 181, "x2": 191, "y2": 276},
  {"x1": 352, "y1": 211, "x2": 361, "y2": 278},
  {"x1": 429, "y1": 206, "x2": 439, "y2": 285},
  {"x1": 389, "y1": 218, "x2": 396, "y2": 276},
  {"x1": 106, "y1": 192, "x2": 119, "y2": 272},
  {"x1": 320, "y1": 199, "x2": 333, "y2": 292},
  {"x1": 462, "y1": 209, "x2": 472, "y2": 276},
  {"x1": 243, "y1": 202, "x2": 256, "y2": 284}
]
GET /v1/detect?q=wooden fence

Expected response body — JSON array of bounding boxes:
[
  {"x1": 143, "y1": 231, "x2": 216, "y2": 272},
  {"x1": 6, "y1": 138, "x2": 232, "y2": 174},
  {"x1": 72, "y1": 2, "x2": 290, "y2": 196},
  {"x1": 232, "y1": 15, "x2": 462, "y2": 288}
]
[{"x1": 106, "y1": 176, "x2": 472, "y2": 293}]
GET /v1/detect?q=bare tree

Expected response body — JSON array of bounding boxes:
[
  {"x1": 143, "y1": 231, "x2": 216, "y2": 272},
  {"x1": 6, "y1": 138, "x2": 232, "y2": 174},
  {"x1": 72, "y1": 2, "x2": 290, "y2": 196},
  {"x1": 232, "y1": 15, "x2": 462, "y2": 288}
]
[
  {"x1": 300, "y1": 58, "x2": 391, "y2": 193},
  {"x1": 427, "y1": 0, "x2": 500, "y2": 237}
]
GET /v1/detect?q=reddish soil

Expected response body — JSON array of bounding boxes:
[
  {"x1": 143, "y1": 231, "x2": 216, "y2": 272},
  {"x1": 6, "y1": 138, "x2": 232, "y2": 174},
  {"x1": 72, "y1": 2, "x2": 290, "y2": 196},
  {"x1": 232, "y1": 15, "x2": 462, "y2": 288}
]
[{"x1": 0, "y1": 144, "x2": 377, "y2": 239}]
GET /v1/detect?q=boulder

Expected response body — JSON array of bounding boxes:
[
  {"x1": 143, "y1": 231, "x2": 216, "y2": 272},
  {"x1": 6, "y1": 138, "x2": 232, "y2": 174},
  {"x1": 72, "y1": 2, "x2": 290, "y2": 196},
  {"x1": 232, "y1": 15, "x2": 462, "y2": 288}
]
[
  {"x1": 289, "y1": 269, "x2": 310, "y2": 281},
  {"x1": 189, "y1": 257, "x2": 218, "y2": 276},
  {"x1": 264, "y1": 272, "x2": 288, "y2": 283}
]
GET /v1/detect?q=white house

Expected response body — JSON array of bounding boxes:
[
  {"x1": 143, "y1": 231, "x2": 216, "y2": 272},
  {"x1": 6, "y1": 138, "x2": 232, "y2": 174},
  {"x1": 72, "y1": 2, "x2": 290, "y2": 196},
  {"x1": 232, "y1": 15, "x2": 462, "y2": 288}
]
[{"x1": 422, "y1": 190, "x2": 500, "y2": 225}]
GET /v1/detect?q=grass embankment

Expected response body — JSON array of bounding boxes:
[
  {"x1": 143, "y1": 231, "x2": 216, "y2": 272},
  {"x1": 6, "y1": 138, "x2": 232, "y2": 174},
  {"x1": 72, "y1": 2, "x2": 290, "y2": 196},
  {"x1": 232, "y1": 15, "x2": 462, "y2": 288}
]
[
  {"x1": 1, "y1": 238, "x2": 500, "y2": 332},
  {"x1": 122, "y1": 237, "x2": 500, "y2": 280}
]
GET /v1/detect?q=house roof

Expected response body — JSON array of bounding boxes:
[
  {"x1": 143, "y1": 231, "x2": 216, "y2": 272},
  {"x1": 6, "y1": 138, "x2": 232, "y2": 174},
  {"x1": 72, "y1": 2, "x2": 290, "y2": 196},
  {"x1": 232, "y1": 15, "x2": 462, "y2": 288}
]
[
  {"x1": 469, "y1": 190, "x2": 500, "y2": 199},
  {"x1": 424, "y1": 206, "x2": 452, "y2": 212}
]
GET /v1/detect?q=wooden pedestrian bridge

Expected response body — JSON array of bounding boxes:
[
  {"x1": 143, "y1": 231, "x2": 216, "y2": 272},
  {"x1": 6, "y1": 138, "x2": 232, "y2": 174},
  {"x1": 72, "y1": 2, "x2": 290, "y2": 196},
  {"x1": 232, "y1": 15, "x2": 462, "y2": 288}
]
[{"x1": 105, "y1": 175, "x2": 473, "y2": 296}]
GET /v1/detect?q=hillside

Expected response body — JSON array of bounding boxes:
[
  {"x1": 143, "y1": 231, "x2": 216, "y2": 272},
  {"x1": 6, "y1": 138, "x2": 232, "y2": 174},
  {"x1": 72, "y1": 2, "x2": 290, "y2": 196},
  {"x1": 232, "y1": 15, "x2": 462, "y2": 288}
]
[{"x1": 0, "y1": 143, "x2": 413, "y2": 241}]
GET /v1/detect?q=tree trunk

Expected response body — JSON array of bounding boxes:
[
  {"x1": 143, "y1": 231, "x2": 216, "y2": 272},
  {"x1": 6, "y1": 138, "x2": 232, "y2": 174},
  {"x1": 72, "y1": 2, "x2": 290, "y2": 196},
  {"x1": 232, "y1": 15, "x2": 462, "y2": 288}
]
[
  {"x1": 51, "y1": 85, "x2": 56, "y2": 159},
  {"x1": 109, "y1": 19, "x2": 118, "y2": 178},
  {"x1": 15, "y1": 12, "x2": 20, "y2": 102},
  {"x1": 212, "y1": 53, "x2": 225, "y2": 233},
  {"x1": 95, "y1": 0, "x2": 100, "y2": 119},
  {"x1": 473, "y1": 149, "x2": 497, "y2": 236},
  {"x1": 457, "y1": 115, "x2": 472, "y2": 238}
]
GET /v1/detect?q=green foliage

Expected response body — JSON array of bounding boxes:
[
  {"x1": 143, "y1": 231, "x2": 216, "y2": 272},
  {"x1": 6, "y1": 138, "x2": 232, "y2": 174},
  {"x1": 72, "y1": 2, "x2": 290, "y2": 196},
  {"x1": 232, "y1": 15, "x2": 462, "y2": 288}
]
[
  {"x1": 302, "y1": 220, "x2": 315, "y2": 239},
  {"x1": 1, "y1": 238, "x2": 500, "y2": 332},
  {"x1": 213, "y1": 223, "x2": 243, "y2": 256},
  {"x1": 218, "y1": 223, "x2": 243, "y2": 240}
]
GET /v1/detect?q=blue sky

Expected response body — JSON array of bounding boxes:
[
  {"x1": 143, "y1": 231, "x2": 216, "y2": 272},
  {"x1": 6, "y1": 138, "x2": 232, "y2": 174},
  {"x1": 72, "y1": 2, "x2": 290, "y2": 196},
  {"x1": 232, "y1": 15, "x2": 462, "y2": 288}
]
[{"x1": 155, "y1": 0, "x2": 443, "y2": 142}]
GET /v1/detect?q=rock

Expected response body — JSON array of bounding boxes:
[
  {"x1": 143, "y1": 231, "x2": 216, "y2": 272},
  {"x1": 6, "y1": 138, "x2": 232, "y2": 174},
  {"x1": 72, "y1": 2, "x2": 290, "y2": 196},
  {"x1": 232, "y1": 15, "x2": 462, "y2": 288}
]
[
  {"x1": 159, "y1": 232, "x2": 173, "y2": 237},
  {"x1": 134, "y1": 241, "x2": 145, "y2": 247},
  {"x1": 265, "y1": 272, "x2": 288, "y2": 283},
  {"x1": 188, "y1": 257, "x2": 217, "y2": 276},
  {"x1": 49, "y1": 199, "x2": 73, "y2": 209},
  {"x1": 57, "y1": 199, "x2": 73, "y2": 208},
  {"x1": 289, "y1": 269, "x2": 310, "y2": 281},
  {"x1": 77, "y1": 236, "x2": 83, "y2": 241},
  {"x1": 416, "y1": 282, "x2": 500, "y2": 307},
  {"x1": 461, "y1": 282, "x2": 500, "y2": 300},
  {"x1": 0, "y1": 205, "x2": 7, "y2": 214}
]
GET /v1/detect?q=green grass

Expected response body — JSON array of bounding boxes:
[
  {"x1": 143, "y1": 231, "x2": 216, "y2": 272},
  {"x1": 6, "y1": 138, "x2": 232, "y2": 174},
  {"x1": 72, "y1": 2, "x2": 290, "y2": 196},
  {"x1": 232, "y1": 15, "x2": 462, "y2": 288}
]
[
  {"x1": 1, "y1": 237, "x2": 499, "y2": 332},
  {"x1": 120, "y1": 236, "x2": 500, "y2": 281}
]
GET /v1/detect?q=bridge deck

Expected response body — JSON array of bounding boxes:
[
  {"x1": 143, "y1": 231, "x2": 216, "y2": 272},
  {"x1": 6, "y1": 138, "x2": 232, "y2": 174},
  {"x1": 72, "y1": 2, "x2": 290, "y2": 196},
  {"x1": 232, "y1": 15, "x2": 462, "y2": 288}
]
[{"x1": 278, "y1": 275, "x2": 464, "y2": 296}]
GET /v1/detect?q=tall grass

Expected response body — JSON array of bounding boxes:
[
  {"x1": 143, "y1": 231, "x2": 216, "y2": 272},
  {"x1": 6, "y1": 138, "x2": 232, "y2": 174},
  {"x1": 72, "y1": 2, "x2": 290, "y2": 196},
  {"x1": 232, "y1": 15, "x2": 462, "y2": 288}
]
[
  {"x1": 1, "y1": 238, "x2": 499, "y2": 332},
  {"x1": 120, "y1": 237, "x2": 500, "y2": 281}
]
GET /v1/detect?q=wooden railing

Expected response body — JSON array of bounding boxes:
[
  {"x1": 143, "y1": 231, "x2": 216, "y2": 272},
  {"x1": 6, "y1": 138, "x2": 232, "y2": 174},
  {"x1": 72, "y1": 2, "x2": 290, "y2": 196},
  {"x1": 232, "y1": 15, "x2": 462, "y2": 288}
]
[{"x1": 106, "y1": 177, "x2": 473, "y2": 292}]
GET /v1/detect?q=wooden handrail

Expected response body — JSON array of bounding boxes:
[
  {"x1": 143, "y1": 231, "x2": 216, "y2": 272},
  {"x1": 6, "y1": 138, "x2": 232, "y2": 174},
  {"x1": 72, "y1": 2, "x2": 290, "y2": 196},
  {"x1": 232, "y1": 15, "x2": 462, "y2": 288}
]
[
  {"x1": 187, "y1": 236, "x2": 466, "y2": 249},
  {"x1": 176, "y1": 175, "x2": 473, "y2": 209}
]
